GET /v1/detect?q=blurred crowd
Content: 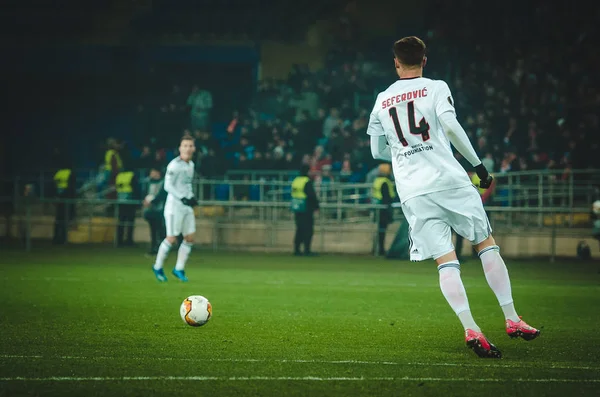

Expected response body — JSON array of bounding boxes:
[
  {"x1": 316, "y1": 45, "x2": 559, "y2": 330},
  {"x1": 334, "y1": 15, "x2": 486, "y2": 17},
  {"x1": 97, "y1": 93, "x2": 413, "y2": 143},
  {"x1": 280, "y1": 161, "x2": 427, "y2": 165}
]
[{"x1": 101, "y1": 2, "x2": 599, "y2": 187}]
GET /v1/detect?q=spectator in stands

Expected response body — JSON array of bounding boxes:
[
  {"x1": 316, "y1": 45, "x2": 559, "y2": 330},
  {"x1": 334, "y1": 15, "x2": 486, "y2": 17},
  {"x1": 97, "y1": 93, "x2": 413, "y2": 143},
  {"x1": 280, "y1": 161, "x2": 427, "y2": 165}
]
[
  {"x1": 272, "y1": 146, "x2": 286, "y2": 170},
  {"x1": 339, "y1": 158, "x2": 353, "y2": 182},
  {"x1": 315, "y1": 163, "x2": 334, "y2": 195},
  {"x1": 154, "y1": 149, "x2": 167, "y2": 171},
  {"x1": 187, "y1": 85, "x2": 213, "y2": 132},
  {"x1": 322, "y1": 108, "x2": 341, "y2": 138},
  {"x1": 137, "y1": 145, "x2": 155, "y2": 171},
  {"x1": 482, "y1": 153, "x2": 495, "y2": 173},
  {"x1": 104, "y1": 138, "x2": 123, "y2": 184},
  {"x1": 104, "y1": 138, "x2": 123, "y2": 215},
  {"x1": 104, "y1": 1, "x2": 599, "y2": 189},
  {"x1": 283, "y1": 152, "x2": 299, "y2": 170}
]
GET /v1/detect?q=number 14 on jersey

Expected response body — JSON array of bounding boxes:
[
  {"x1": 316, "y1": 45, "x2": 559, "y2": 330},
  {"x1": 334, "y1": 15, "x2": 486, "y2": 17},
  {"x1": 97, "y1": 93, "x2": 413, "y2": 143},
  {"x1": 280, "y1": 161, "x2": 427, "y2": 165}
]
[{"x1": 388, "y1": 101, "x2": 430, "y2": 147}]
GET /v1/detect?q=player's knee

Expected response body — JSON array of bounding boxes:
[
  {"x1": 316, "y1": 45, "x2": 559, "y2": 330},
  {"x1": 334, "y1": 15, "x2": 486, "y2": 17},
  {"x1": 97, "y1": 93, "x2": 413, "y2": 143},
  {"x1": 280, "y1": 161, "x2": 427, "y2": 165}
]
[
  {"x1": 165, "y1": 236, "x2": 177, "y2": 245},
  {"x1": 183, "y1": 235, "x2": 194, "y2": 244},
  {"x1": 475, "y1": 235, "x2": 496, "y2": 253},
  {"x1": 435, "y1": 250, "x2": 458, "y2": 266}
]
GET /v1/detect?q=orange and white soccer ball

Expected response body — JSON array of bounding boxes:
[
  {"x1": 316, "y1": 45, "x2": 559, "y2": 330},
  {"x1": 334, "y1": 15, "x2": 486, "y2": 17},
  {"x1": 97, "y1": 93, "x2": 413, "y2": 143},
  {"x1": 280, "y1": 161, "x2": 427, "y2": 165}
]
[{"x1": 180, "y1": 295, "x2": 212, "y2": 327}]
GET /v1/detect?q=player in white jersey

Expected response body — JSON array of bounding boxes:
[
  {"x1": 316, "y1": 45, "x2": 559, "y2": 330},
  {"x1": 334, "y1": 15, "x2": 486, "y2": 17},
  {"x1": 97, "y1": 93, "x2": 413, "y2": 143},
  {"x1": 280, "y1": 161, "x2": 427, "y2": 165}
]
[
  {"x1": 367, "y1": 36, "x2": 539, "y2": 358},
  {"x1": 152, "y1": 135, "x2": 198, "y2": 282}
]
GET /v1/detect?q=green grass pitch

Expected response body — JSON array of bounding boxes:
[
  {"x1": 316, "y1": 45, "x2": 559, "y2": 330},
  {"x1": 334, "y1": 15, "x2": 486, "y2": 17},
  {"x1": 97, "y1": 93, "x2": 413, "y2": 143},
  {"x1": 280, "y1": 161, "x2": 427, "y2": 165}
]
[{"x1": 0, "y1": 246, "x2": 599, "y2": 396}]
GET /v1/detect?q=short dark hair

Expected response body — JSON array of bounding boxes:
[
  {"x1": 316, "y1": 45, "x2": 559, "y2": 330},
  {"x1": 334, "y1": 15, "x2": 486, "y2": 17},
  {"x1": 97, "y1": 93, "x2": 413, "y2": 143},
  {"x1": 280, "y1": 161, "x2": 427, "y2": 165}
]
[
  {"x1": 180, "y1": 134, "x2": 195, "y2": 143},
  {"x1": 393, "y1": 36, "x2": 426, "y2": 67}
]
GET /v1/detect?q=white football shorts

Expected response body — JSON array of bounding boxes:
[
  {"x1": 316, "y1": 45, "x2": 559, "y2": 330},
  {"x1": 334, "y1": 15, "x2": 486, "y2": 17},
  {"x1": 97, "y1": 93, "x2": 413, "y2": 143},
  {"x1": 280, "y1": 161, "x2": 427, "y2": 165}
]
[
  {"x1": 401, "y1": 185, "x2": 492, "y2": 261},
  {"x1": 164, "y1": 206, "x2": 196, "y2": 237}
]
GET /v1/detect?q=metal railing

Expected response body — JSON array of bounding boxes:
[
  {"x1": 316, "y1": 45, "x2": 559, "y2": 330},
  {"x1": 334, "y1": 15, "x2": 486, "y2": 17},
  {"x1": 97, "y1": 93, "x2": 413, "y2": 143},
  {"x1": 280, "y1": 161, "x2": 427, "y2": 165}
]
[
  {"x1": 7, "y1": 168, "x2": 599, "y2": 205},
  {"x1": 1, "y1": 194, "x2": 594, "y2": 261},
  {"x1": 4, "y1": 169, "x2": 598, "y2": 228}
]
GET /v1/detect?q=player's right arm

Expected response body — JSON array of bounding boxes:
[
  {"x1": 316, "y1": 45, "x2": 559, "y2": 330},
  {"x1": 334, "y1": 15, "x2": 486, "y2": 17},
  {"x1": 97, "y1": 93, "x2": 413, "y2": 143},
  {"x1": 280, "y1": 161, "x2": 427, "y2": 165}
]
[
  {"x1": 367, "y1": 96, "x2": 392, "y2": 161},
  {"x1": 435, "y1": 81, "x2": 492, "y2": 188}
]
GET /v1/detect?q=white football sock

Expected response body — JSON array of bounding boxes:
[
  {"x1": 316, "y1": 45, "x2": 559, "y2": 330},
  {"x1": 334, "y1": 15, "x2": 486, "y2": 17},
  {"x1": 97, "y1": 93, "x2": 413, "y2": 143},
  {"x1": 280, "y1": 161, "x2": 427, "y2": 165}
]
[
  {"x1": 153, "y1": 239, "x2": 172, "y2": 270},
  {"x1": 438, "y1": 262, "x2": 481, "y2": 332},
  {"x1": 175, "y1": 241, "x2": 193, "y2": 271},
  {"x1": 479, "y1": 245, "x2": 520, "y2": 322}
]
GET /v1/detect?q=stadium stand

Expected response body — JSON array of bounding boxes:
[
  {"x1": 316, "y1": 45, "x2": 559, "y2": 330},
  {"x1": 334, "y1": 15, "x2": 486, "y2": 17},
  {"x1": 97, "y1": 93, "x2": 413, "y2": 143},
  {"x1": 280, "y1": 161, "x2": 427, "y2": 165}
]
[{"x1": 108, "y1": 0, "x2": 599, "y2": 188}]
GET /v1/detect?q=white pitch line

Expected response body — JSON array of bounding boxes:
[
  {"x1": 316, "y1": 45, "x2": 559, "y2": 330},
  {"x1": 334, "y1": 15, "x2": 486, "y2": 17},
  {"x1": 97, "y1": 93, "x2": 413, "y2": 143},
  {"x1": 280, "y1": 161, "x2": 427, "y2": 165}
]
[
  {"x1": 1, "y1": 354, "x2": 598, "y2": 371},
  {"x1": 0, "y1": 376, "x2": 599, "y2": 383}
]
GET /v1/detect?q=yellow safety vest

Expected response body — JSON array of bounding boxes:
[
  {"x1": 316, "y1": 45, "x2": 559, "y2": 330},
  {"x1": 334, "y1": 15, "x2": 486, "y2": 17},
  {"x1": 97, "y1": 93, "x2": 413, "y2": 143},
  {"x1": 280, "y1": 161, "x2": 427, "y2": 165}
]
[
  {"x1": 372, "y1": 177, "x2": 395, "y2": 202},
  {"x1": 291, "y1": 176, "x2": 309, "y2": 199},
  {"x1": 116, "y1": 171, "x2": 134, "y2": 198},
  {"x1": 54, "y1": 169, "x2": 71, "y2": 193},
  {"x1": 291, "y1": 176, "x2": 309, "y2": 212},
  {"x1": 105, "y1": 149, "x2": 123, "y2": 172}
]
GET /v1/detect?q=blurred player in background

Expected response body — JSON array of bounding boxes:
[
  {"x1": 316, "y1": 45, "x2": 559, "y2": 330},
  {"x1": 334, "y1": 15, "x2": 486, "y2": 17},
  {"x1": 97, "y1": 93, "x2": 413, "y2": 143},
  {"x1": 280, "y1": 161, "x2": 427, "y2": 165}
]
[
  {"x1": 152, "y1": 135, "x2": 198, "y2": 282},
  {"x1": 367, "y1": 36, "x2": 540, "y2": 358}
]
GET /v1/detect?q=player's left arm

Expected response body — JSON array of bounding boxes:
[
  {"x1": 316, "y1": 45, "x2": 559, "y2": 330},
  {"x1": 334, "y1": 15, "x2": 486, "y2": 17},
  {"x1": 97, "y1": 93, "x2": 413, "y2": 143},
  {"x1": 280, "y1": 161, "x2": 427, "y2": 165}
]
[
  {"x1": 435, "y1": 81, "x2": 492, "y2": 188},
  {"x1": 439, "y1": 113, "x2": 492, "y2": 188},
  {"x1": 439, "y1": 112, "x2": 480, "y2": 167},
  {"x1": 367, "y1": 98, "x2": 392, "y2": 161}
]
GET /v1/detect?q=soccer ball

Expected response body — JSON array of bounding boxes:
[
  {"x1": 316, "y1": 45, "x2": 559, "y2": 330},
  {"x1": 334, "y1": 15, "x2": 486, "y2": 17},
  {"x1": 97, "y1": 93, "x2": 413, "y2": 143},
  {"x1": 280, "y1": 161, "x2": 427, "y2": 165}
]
[{"x1": 180, "y1": 295, "x2": 212, "y2": 327}]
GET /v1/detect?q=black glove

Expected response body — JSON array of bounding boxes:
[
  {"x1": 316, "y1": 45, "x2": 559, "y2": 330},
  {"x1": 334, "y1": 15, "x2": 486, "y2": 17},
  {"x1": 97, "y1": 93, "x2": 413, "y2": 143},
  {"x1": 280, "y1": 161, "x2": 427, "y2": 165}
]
[
  {"x1": 181, "y1": 197, "x2": 198, "y2": 207},
  {"x1": 475, "y1": 164, "x2": 493, "y2": 189}
]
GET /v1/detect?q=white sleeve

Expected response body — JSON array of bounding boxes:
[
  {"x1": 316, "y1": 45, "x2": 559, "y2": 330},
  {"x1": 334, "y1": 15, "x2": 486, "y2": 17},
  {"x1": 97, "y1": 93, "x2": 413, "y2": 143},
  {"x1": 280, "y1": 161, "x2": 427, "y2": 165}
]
[
  {"x1": 435, "y1": 81, "x2": 456, "y2": 118},
  {"x1": 366, "y1": 98, "x2": 385, "y2": 137},
  {"x1": 164, "y1": 163, "x2": 182, "y2": 200},
  {"x1": 370, "y1": 135, "x2": 392, "y2": 161},
  {"x1": 439, "y1": 112, "x2": 481, "y2": 167}
]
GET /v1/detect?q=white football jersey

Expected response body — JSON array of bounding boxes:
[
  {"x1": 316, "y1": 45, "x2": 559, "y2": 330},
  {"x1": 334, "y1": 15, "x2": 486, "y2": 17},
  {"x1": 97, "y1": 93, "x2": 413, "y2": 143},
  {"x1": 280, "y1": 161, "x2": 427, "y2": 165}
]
[
  {"x1": 164, "y1": 157, "x2": 195, "y2": 210},
  {"x1": 367, "y1": 77, "x2": 473, "y2": 203}
]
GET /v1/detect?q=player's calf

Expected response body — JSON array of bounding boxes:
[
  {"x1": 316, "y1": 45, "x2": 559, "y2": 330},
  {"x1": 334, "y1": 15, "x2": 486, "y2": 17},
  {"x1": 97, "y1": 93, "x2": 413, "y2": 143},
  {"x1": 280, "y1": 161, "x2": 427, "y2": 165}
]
[{"x1": 153, "y1": 239, "x2": 173, "y2": 270}]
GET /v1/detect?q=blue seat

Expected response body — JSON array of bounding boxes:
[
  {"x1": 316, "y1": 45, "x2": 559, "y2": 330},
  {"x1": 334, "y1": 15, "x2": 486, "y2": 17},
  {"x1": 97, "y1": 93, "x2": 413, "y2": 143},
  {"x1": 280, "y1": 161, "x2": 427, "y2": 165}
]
[
  {"x1": 216, "y1": 184, "x2": 230, "y2": 201},
  {"x1": 495, "y1": 188, "x2": 509, "y2": 207},
  {"x1": 249, "y1": 185, "x2": 261, "y2": 201}
]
